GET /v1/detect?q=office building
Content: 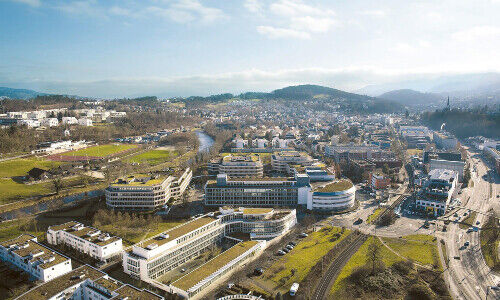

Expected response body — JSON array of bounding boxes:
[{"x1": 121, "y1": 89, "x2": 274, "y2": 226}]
[
  {"x1": 271, "y1": 151, "x2": 314, "y2": 173},
  {"x1": 0, "y1": 234, "x2": 72, "y2": 282},
  {"x1": 433, "y1": 131, "x2": 458, "y2": 150},
  {"x1": 428, "y1": 159, "x2": 465, "y2": 182},
  {"x1": 310, "y1": 179, "x2": 356, "y2": 211},
  {"x1": 369, "y1": 172, "x2": 391, "y2": 190},
  {"x1": 47, "y1": 221, "x2": 123, "y2": 263},
  {"x1": 208, "y1": 155, "x2": 264, "y2": 177},
  {"x1": 416, "y1": 169, "x2": 457, "y2": 216}
]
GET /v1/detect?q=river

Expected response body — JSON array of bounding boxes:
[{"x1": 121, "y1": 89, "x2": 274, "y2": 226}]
[{"x1": 196, "y1": 130, "x2": 214, "y2": 153}]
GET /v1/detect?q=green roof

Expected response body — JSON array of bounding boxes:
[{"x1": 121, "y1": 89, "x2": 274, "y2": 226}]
[
  {"x1": 242, "y1": 208, "x2": 273, "y2": 215},
  {"x1": 172, "y1": 241, "x2": 259, "y2": 291},
  {"x1": 314, "y1": 179, "x2": 353, "y2": 193}
]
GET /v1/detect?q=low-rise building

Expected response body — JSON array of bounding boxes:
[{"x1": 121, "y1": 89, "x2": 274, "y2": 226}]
[
  {"x1": 369, "y1": 172, "x2": 391, "y2": 190},
  {"x1": 170, "y1": 168, "x2": 193, "y2": 199},
  {"x1": 484, "y1": 146, "x2": 500, "y2": 175},
  {"x1": 47, "y1": 221, "x2": 123, "y2": 263},
  {"x1": 17, "y1": 264, "x2": 163, "y2": 300},
  {"x1": 428, "y1": 159, "x2": 465, "y2": 182},
  {"x1": 416, "y1": 169, "x2": 457, "y2": 216},
  {"x1": 78, "y1": 118, "x2": 93, "y2": 126},
  {"x1": 62, "y1": 116, "x2": 78, "y2": 125},
  {"x1": 310, "y1": 179, "x2": 355, "y2": 211},
  {"x1": 433, "y1": 131, "x2": 458, "y2": 150},
  {"x1": 41, "y1": 118, "x2": 59, "y2": 127},
  {"x1": 208, "y1": 155, "x2": 264, "y2": 177},
  {"x1": 271, "y1": 151, "x2": 314, "y2": 173},
  {"x1": 0, "y1": 234, "x2": 72, "y2": 282}
]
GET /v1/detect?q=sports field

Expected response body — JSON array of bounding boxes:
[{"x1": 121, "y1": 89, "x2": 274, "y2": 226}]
[
  {"x1": 61, "y1": 144, "x2": 137, "y2": 158},
  {"x1": 126, "y1": 149, "x2": 179, "y2": 165},
  {"x1": 0, "y1": 158, "x2": 63, "y2": 178}
]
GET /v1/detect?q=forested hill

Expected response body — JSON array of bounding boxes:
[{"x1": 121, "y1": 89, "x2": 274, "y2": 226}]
[
  {"x1": 0, "y1": 87, "x2": 48, "y2": 99},
  {"x1": 379, "y1": 89, "x2": 442, "y2": 106},
  {"x1": 421, "y1": 108, "x2": 500, "y2": 138},
  {"x1": 186, "y1": 84, "x2": 404, "y2": 113}
]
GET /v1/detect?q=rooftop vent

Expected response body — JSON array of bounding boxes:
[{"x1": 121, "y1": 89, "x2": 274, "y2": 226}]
[
  {"x1": 146, "y1": 243, "x2": 158, "y2": 250},
  {"x1": 70, "y1": 273, "x2": 86, "y2": 280},
  {"x1": 159, "y1": 233, "x2": 169, "y2": 240}
]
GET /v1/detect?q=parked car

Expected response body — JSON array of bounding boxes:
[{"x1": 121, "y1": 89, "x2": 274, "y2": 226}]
[
  {"x1": 289, "y1": 241, "x2": 297, "y2": 246},
  {"x1": 299, "y1": 233, "x2": 308, "y2": 238},
  {"x1": 283, "y1": 248, "x2": 290, "y2": 253},
  {"x1": 476, "y1": 221, "x2": 480, "y2": 225},
  {"x1": 254, "y1": 268, "x2": 264, "y2": 276},
  {"x1": 277, "y1": 250, "x2": 286, "y2": 256},
  {"x1": 464, "y1": 241, "x2": 470, "y2": 247},
  {"x1": 354, "y1": 218, "x2": 363, "y2": 225},
  {"x1": 290, "y1": 283, "x2": 300, "y2": 296},
  {"x1": 286, "y1": 245, "x2": 294, "y2": 250}
]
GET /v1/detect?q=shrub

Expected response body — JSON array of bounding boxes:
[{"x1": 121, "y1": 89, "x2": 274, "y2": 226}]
[{"x1": 406, "y1": 283, "x2": 435, "y2": 300}]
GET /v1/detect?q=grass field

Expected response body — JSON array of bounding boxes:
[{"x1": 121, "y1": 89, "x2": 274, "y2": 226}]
[
  {"x1": 0, "y1": 218, "x2": 44, "y2": 242},
  {"x1": 382, "y1": 235, "x2": 440, "y2": 269},
  {"x1": 260, "y1": 226, "x2": 351, "y2": 292},
  {"x1": 480, "y1": 215, "x2": 500, "y2": 271},
  {"x1": 459, "y1": 211, "x2": 478, "y2": 229},
  {"x1": 366, "y1": 208, "x2": 385, "y2": 224},
  {"x1": 0, "y1": 158, "x2": 63, "y2": 178},
  {"x1": 126, "y1": 149, "x2": 179, "y2": 165},
  {"x1": 330, "y1": 236, "x2": 401, "y2": 296},
  {"x1": 61, "y1": 144, "x2": 137, "y2": 157},
  {"x1": 0, "y1": 178, "x2": 53, "y2": 204}
]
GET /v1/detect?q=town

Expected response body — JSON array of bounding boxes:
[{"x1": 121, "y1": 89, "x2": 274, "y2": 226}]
[{"x1": 0, "y1": 88, "x2": 498, "y2": 300}]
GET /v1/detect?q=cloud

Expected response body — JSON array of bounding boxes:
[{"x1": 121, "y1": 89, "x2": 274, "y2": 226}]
[
  {"x1": 359, "y1": 10, "x2": 386, "y2": 17},
  {"x1": 244, "y1": 0, "x2": 262, "y2": 13},
  {"x1": 452, "y1": 26, "x2": 500, "y2": 42},
  {"x1": 257, "y1": 25, "x2": 310, "y2": 39},
  {"x1": 109, "y1": 6, "x2": 131, "y2": 17},
  {"x1": 54, "y1": 0, "x2": 108, "y2": 19},
  {"x1": 9, "y1": 0, "x2": 41, "y2": 7},
  {"x1": 253, "y1": 0, "x2": 336, "y2": 39},
  {"x1": 145, "y1": 0, "x2": 226, "y2": 24}
]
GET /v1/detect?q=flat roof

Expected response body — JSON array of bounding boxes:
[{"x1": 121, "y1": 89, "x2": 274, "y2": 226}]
[
  {"x1": 18, "y1": 265, "x2": 105, "y2": 299},
  {"x1": 1, "y1": 234, "x2": 69, "y2": 270},
  {"x1": 242, "y1": 208, "x2": 273, "y2": 215},
  {"x1": 172, "y1": 241, "x2": 258, "y2": 291},
  {"x1": 49, "y1": 222, "x2": 121, "y2": 247},
  {"x1": 109, "y1": 174, "x2": 169, "y2": 187},
  {"x1": 314, "y1": 179, "x2": 353, "y2": 193},
  {"x1": 141, "y1": 217, "x2": 217, "y2": 249},
  {"x1": 113, "y1": 284, "x2": 163, "y2": 299}
]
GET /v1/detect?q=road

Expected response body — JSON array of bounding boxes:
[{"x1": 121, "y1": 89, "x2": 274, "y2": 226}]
[{"x1": 440, "y1": 149, "x2": 499, "y2": 300}]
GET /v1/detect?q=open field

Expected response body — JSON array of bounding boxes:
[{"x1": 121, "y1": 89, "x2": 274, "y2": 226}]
[
  {"x1": 0, "y1": 158, "x2": 63, "y2": 178},
  {"x1": 330, "y1": 236, "x2": 401, "y2": 296},
  {"x1": 382, "y1": 235, "x2": 440, "y2": 269},
  {"x1": 61, "y1": 144, "x2": 137, "y2": 158},
  {"x1": 480, "y1": 215, "x2": 500, "y2": 271},
  {"x1": 126, "y1": 149, "x2": 179, "y2": 165},
  {"x1": 257, "y1": 226, "x2": 351, "y2": 293}
]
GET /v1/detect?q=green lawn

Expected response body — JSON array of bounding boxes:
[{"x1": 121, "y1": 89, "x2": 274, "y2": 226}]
[
  {"x1": 480, "y1": 215, "x2": 500, "y2": 271},
  {"x1": 0, "y1": 158, "x2": 63, "y2": 178},
  {"x1": 0, "y1": 179, "x2": 53, "y2": 204},
  {"x1": 382, "y1": 235, "x2": 440, "y2": 268},
  {"x1": 61, "y1": 144, "x2": 137, "y2": 157},
  {"x1": 126, "y1": 149, "x2": 179, "y2": 165},
  {"x1": 0, "y1": 218, "x2": 44, "y2": 242},
  {"x1": 366, "y1": 208, "x2": 385, "y2": 224},
  {"x1": 261, "y1": 227, "x2": 351, "y2": 292},
  {"x1": 330, "y1": 236, "x2": 401, "y2": 296}
]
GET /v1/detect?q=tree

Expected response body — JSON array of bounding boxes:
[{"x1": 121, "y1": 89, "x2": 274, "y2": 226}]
[
  {"x1": 52, "y1": 178, "x2": 64, "y2": 194},
  {"x1": 367, "y1": 240, "x2": 382, "y2": 274}
]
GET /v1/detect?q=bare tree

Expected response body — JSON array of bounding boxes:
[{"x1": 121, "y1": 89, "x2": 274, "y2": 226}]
[
  {"x1": 367, "y1": 240, "x2": 382, "y2": 274},
  {"x1": 52, "y1": 178, "x2": 64, "y2": 194}
]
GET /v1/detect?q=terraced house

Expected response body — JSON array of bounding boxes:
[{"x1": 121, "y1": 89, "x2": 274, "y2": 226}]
[
  {"x1": 0, "y1": 234, "x2": 72, "y2": 282},
  {"x1": 47, "y1": 221, "x2": 122, "y2": 263},
  {"x1": 123, "y1": 208, "x2": 296, "y2": 298}
]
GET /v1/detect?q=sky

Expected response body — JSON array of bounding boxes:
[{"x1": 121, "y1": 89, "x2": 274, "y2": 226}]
[{"x1": 0, "y1": 0, "x2": 499, "y2": 98}]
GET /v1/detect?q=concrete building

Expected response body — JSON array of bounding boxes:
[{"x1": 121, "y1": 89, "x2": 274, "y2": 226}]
[
  {"x1": 47, "y1": 221, "x2": 123, "y2": 263},
  {"x1": 123, "y1": 208, "x2": 295, "y2": 298},
  {"x1": 78, "y1": 118, "x2": 93, "y2": 126},
  {"x1": 208, "y1": 155, "x2": 264, "y2": 177},
  {"x1": 271, "y1": 151, "x2": 314, "y2": 173},
  {"x1": 170, "y1": 168, "x2": 193, "y2": 199},
  {"x1": 62, "y1": 117, "x2": 78, "y2": 125},
  {"x1": 433, "y1": 131, "x2": 458, "y2": 150},
  {"x1": 0, "y1": 234, "x2": 72, "y2": 282},
  {"x1": 416, "y1": 169, "x2": 457, "y2": 216},
  {"x1": 428, "y1": 159, "x2": 465, "y2": 182},
  {"x1": 310, "y1": 179, "x2": 355, "y2": 211},
  {"x1": 41, "y1": 118, "x2": 59, "y2": 127},
  {"x1": 324, "y1": 144, "x2": 381, "y2": 163},
  {"x1": 18, "y1": 119, "x2": 40, "y2": 128},
  {"x1": 204, "y1": 174, "x2": 311, "y2": 207},
  {"x1": 17, "y1": 265, "x2": 163, "y2": 300}
]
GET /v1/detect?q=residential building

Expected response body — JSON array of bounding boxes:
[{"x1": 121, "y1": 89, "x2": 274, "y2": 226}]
[
  {"x1": 17, "y1": 265, "x2": 163, "y2": 300},
  {"x1": 62, "y1": 117, "x2": 78, "y2": 125},
  {"x1": 18, "y1": 119, "x2": 40, "y2": 128},
  {"x1": 416, "y1": 169, "x2": 458, "y2": 216},
  {"x1": 0, "y1": 234, "x2": 72, "y2": 282},
  {"x1": 78, "y1": 118, "x2": 93, "y2": 126},
  {"x1": 324, "y1": 144, "x2": 381, "y2": 163},
  {"x1": 41, "y1": 118, "x2": 59, "y2": 127},
  {"x1": 369, "y1": 172, "x2": 391, "y2": 190},
  {"x1": 169, "y1": 168, "x2": 193, "y2": 199},
  {"x1": 47, "y1": 221, "x2": 123, "y2": 263}
]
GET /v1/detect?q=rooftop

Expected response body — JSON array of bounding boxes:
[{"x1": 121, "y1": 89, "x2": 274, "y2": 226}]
[
  {"x1": 222, "y1": 154, "x2": 260, "y2": 163},
  {"x1": 242, "y1": 208, "x2": 273, "y2": 215},
  {"x1": 314, "y1": 179, "x2": 353, "y2": 193},
  {"x1": 140, "y1": 217, "x2": 217, "y2": 249},
  {"x1": 172, "y1": 241, "x2": 258, "y2": 291},
  {"x1": 110, "y1": 174, "x2": 169, "y2": 187},
  {"x1": 48, "y1": 222, "x2": 121, "y2": 247}
]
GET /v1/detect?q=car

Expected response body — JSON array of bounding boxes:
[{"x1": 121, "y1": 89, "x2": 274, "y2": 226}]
[
  {"x1": 277, "y1": 250, "x2": 286, "y2": 256},
  {"x1": 286, "y1": 245, "x2": 294, "y2": 250},
  {"x1": 467, "y1": 228, "x2": 473, "y2": 233},
  {"x1": 289, "y1": 283, "x2": 299, "y2": 296},
  {"x1": 289, "y1": 241, "x2": 297, "y2": 246},
  {"x1": 454, "y1": 256, "x2": 461, "y2": 260},
  {"x1": 180, "y1": 268, "x2": 186, "y2": 273},
  {"x1": 491, "y1": 286, "x2": 500, "y2": 291},
  {"x1": 227, "y1": 283, "x2": 235, "y2": 289},
  {"x1": 299, "y1": 233, "x2": 309, "y2": 238},
  {"x1": 464, "y1": 241, "x2": 470, "y2": 247},
  {"x1": 283, "y1": 248, "x2": 290, "y2": 253},
  {"x1": 476, "y1": 221, "x2": 480, "y2": 225},
  {"x1": 464, "y1": 212, "x2": 468, "y2": 216},
  {"x1": 454, "y1": 213, "x2": 459, "y2": 217},
  {"x1": 353, "y1": 218, "x2": 363, "y2": 225},
  {"x1": 254, "y1": 268, "x2": 264, "y2": 276}
]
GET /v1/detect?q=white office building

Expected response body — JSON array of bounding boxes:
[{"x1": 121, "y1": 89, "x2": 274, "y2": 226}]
[
  {"x1": 47, "y1": 221, "x2": 123, "y2": 263},
  {"x1": 429, "y1": 159, "x2": 465, "y2": 182},
  {"x1": 0, "y1": 234, "x2": 72, "y2": 282},
  {"x1": 416, "y1": 169, "x2": 457, "y2": 216}
]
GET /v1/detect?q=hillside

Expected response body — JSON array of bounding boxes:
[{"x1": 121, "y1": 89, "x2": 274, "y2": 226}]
[
  {"x1": 0, "y1": 87, "x2": 48, "y2": 100},
  {"x1": 379, "y1": 89, "x2": 442, "y2": 106}
]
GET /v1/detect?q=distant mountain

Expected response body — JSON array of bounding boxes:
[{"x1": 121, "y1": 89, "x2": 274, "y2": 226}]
[
  {"x1": 0, "y1": 87, "x2": 48, "y2": 100},
  {"x1": 379, "y1": 89, "x2": 442, "y2": 106},
  {"x1": 270, "y1": 84, "x2": 378, "y2": 101}
]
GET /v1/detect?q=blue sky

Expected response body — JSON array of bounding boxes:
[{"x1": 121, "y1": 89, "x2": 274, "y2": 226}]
[{"x1": 0, "y1": 0, "x2": 499, "y2": 97}]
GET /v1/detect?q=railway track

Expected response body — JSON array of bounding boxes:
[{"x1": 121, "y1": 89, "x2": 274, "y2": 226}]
[{"x1": 312, "y1": 233, "x2": 368, "y2": 300}]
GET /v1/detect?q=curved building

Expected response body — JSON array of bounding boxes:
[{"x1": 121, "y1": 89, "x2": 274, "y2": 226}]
[{"x1": 309, "y1": 179, "x2": 355, "y2": 211}]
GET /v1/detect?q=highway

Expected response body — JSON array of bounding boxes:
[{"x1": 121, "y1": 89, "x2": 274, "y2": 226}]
[{"x1": 441, "y1": 149, "x2": 499, "y2": 300}]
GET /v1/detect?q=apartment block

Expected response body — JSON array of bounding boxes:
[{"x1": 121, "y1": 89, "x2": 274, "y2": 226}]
[
  {"x1": 208, "y1": 155, "x2": 264, "y2": 177},
  {"x1": 271, "y1": 151, "x2": 314, "y2": 173},
  {"x1": 169, "y1": 168, "x2": 193, "y2": 199},
  {"x1": 0, "y1": 234, "x2": 72, "y2": 282},
  {"x1": 47, "y1": 221, "x2": 122, "y2": 263},
  {"x1": 416, "y1": 169, "x2": 457, "y2": 216}
]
